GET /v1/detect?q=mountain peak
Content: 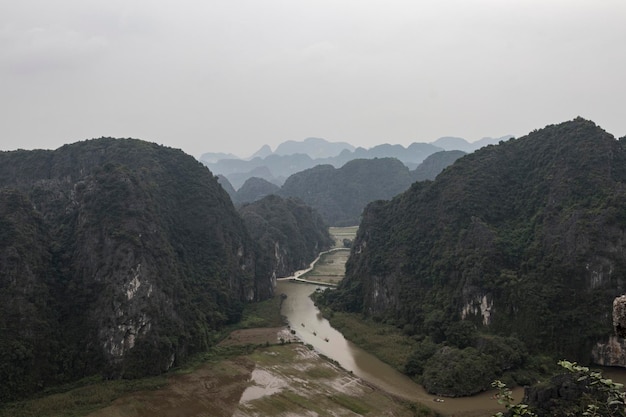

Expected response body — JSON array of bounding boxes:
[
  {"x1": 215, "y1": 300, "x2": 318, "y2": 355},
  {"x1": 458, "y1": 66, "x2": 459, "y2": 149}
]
[
  {"x1": 274, "y1": 137, "x2": 355, "y2": 158},
  {"x1": 249, "y1": 144, "x2": 273, "y2": 159}
]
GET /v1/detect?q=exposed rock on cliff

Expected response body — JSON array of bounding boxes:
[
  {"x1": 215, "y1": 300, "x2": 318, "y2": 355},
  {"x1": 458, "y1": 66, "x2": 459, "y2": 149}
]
[
  {"x1": 327, "y1": 118, "x2": 626, "y2": 369},
  {"x1": 613, "y1": 295, "x2": 626, "y2": 338},
  {"x1": 0, "y1": 138, "x2": 272, "y2": 400},
  {"x1": 239, "y1": 195, "x2": 334, "y2": 282}
]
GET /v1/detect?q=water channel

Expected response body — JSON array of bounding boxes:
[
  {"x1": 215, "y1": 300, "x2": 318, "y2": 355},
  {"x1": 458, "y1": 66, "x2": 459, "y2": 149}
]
[
  {"x1": 278, "y1": 243, "x2": 626, "y2": 416},
  {"x1": 276, "y1": 248, "x2": 523, "y2": 417}
]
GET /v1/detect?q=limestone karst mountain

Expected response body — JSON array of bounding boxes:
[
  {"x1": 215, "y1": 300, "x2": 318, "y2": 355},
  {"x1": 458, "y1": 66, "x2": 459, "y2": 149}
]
[{"x1": 321, "y1": 118, "x2": 626, "y2": 395}]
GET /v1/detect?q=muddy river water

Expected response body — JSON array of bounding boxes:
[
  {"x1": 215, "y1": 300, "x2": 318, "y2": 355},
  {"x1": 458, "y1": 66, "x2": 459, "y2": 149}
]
[
  {"x1": 278, "y1": 248, "x2": 626, "y2": 416},
  {"x1": 278, "y1": 279, "x2": 518, "y2": 416}
]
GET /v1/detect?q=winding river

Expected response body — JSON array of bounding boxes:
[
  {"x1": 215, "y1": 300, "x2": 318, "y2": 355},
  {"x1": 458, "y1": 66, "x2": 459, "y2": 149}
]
[
  {"x1": 276, "y1": 250, "x2": 521, "y2": 416},
  {"x1": 277, "y1": 243, "x2": 626, "y2": 416}
]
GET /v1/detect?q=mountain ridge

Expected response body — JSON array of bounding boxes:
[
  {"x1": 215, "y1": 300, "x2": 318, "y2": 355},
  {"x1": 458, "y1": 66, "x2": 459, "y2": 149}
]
[
  {"x1": 0, "y1": 138, "x2": 286, "y2": 401},
  {"x1": 321, "y1": 118, "x2": 626, "y2": 395},
  {"x1": 202, "y1": 136, "x2": 508, "y2": 188}
]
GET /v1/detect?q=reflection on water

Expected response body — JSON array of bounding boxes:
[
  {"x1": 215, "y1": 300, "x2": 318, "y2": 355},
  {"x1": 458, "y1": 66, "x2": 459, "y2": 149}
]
[{"x1": 278, "y1": 280, "x2": 521, "y2": 416}]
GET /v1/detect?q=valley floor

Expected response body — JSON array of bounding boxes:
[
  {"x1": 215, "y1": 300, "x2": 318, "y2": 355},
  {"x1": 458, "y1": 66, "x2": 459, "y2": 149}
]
[{"x1": 86, "y1": 330, "x2": 427, "y2": 417}]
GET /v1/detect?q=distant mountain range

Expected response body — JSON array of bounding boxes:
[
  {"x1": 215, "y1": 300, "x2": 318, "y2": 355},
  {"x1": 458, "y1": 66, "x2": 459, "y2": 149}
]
[
  {"x1": 200, "y1": 136, "x2": 511, "y2": 189},
  {"x1": 220, "y1": 150, "x2": 466, "y2": 226}
]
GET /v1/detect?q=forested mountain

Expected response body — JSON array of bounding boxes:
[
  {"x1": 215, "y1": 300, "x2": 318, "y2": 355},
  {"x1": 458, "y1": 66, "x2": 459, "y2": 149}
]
[
  {"x1": 322, "y1": 118, "x2": 626, "y2": 396},
  {"x1": 203, "y1": 153, "x2": 315, "y2": 188},
  {"x1": 202, "y1": 136, "x2": 508, "y2": 188},
  {"x1": 218, "y1": 152, "x2": 463, "y2": 226},
  {"x1": 216, "y1": 174, "x2": 237, "y2": 199},
  {"x1": 411, "y1": 150, "x2": 466, "y2": 182},
  {"x1": 279, "y1": 158, "x2": 415, "y2": 226},
  {"x1": 0, "y1": 138, "x2": 275, "y2": 401},
  {"x1": 239, "y1": 195, "x2": 334, "y2": 279},
  {"x1": 233, "y1": 177, "x2": 281, "y2": 205},
  {"x1": 204, "y1": 142, "x2": 445, "y2": 188}
]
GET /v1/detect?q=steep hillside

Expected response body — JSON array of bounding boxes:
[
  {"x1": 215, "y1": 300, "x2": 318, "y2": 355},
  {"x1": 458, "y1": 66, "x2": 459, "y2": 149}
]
[
  {"x1": 0, "y1": 190, "x2": 60, "y2": 401},
  {"x1": 205, "y1": 142, "x2": 444, "y2": 187},
  {"x1": 218, "y1": 153, "x2": 463, "y2": 222},
  {"x1": 0, "y1": 138, "x2": 272, "y2": 401},
  {"x1": 234, "y1": 177, "x2": 281, "y2": 205},
  {"x1": 279, "y1": 158, "x2": 414, "y2": 226},
  {"x1": 216, "y1": 174, "x2": 237, "y2": 200},
  {"x1": 323, "y1": 118, "x2": 626, "y2": 394},
  {"x1": 411, "y1": 150, "x2": 466, "y2": 182},
  {"x1": 239, "y1": 195, "x2": 334, "y2": 279}
]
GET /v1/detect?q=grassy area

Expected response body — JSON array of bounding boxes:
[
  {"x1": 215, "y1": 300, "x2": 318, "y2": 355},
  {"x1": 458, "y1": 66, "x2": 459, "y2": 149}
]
[
  {"x1": 2, "y1": 226, "x2": 390, "y2": 417},
  {"x1": 238, "y1": 344, "x2": 431, "y2": 417},
  {"x1": 0, "y1": 296, "x2": 284, "y2": 417},
  {"x1": 0, "y1": 376, "x2": 168, "y2": 417},
  {"x1": 237, "y1": 293, "x2": 285, "y2": 329},
  {"x1": 300, "y1": 250, "x2": 349, "y2": 285},
  {"x1": 326, "y1": 311, "x2": 418, "y2": 372},
  {"x1": 310, "y1": 228, "x2": 419, "y2": 373},
  {"x1": 29, "y1": 344, "x2": 433, "y2": 417},
  {"x1": 329, "y1": 226, "x2": 358, "y2": 248}
]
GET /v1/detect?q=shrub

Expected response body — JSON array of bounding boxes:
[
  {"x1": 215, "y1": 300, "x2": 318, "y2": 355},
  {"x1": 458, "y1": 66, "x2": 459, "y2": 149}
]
[{"x1": 422, "y1": 346, "x2": 497, "y2": 396}]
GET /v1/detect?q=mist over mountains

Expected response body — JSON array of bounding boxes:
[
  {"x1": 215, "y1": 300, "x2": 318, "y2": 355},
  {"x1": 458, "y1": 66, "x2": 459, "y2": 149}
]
[
  {"x1": 201, "y1": 135, "x2": 509, "y2": 189},
  {"x1": 221, "y1": 150, "x2": 466, "y2": 226},
  {"x1": 320, "y1": 117, "x2": 626, "y2": 396}
]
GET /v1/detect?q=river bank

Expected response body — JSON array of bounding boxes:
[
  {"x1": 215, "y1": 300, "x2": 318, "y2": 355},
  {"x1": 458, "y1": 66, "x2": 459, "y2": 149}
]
[
  {"x1": 85, "y1": 341, "x2": 428, "y2": 417},
  {"x1": 0, "y1": 227, "x2": 512, "y2": 417}
]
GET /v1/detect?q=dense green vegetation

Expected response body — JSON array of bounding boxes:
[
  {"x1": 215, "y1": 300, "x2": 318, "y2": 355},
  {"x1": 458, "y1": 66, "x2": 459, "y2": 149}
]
[
  {"x1": 494, "y1": 361, "x2": 626, "y2": 417},
  {"x1": 239, "y1": 194, "x2": 334, "y2": 279},
  {"x1": 217, "y1": 151, "x2": 464, "y2": 227},
  {"x1": 320, "y1": 118, "x2": 626, "y2": 396},
  {"x1": 0, "y1": 288, "x2": 286, "y2": 417},
  {"x1": 203, "y1": 139, "x2": 444, "y2": 188},
  {"x1": 279, "y1": 158, "x2": 415, "y2": 226},
  {"x1": 233, "y1": 177, "x2": 281, "y2": 205},
  {"x1": 411, "y1": 150, "x2": 465, "y2": 182},
  {"x1": 0, "y1": 138, "x2": 272, "y2": 401}
]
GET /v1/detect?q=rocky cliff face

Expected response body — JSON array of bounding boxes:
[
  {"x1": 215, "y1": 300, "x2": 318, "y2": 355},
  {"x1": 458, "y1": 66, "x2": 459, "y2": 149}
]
[
  {"x1": 594, "y1": 295, "x2": 626, "y2": 366},
  {"x1": 239, "y1": 195, "x2": 334, "y2": 281},
  {"x1": 329, "y1": 118, "x2": 626, "y2": 364},
  {"x1": 0, "y1": 138, "x2": 272, "y2": 400}
]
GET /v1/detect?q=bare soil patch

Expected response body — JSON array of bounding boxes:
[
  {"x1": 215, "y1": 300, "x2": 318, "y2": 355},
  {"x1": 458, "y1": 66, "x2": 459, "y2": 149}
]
[
  {"x1": 218, "y1": 327, "x2": 290, "y2": 347},
  {"x1": 86, "y1": 342, "x2": 426, "y2": 417}
]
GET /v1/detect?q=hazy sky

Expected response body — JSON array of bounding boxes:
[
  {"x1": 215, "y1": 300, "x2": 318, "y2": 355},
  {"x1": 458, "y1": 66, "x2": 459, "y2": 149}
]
[{"x1": 1, "y1": 1, "x2": 625, "y2": 158}]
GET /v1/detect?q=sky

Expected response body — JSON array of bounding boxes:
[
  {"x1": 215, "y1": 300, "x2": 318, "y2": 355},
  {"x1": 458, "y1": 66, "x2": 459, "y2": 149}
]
[{"x1": 1, "y1": 1, "x2": 625, "y2": 159}]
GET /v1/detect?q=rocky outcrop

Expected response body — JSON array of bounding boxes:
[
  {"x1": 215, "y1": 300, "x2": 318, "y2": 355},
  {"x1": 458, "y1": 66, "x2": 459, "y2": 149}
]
[
  {"x1": 330, "y1": 118, "x2": 626, "y2": 365},
  {"x1": 0, "y1": 138, "x2": 274, "y2": 400},
  {"x1": 613, "y1": 294, "x2": 626, "y2": 338},
  {"x1": 239, "y1": 195, "x2": 334, "y2": 282},
  {"x1": 591, "y1": 336, "x2": 626, "y2": 367},
  {"x1": 594, "y1": 294, "x2": 626, "y2": 367}
]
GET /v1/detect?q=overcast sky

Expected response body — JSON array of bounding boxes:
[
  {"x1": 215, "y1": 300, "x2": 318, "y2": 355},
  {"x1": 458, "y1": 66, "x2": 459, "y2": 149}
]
[{"x1": 1, "y1": 1, "x2": 625, "y2": 158}]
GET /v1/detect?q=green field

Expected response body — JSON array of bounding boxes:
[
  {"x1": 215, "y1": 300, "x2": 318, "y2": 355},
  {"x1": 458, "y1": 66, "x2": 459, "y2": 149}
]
[{"x1": 329, "y1": 226, "x2": 358, "y2": 248}]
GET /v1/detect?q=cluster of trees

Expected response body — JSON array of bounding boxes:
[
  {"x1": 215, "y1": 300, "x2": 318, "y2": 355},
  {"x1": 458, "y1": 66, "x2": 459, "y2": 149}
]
[
  {"x1": 0, "y1": 138, "x2": 336, "y2": 402},
  {"x1": 239, "y1": 195, "x2": 334, "y2": 281},
  {"x1": 220, "y1": 151, "x2": 465, "y2": 226},
  {"x1": 321, "y1": 118, "x2": 626, "y2": 396}
]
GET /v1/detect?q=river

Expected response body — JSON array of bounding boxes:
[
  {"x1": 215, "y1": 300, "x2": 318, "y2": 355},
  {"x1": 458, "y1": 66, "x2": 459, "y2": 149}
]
[
  {"x1": 277, "y1": 242, "x2": 626, "y2": 416},
  {"x1": 278, "y1": 279, "x2": 520, "y2": 416}
]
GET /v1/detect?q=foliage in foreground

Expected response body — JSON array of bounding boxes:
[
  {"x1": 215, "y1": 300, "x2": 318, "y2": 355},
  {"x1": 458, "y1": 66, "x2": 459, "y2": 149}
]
[{"x1": 493, "y1": 360, "x2": 626, "y2": 417}]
